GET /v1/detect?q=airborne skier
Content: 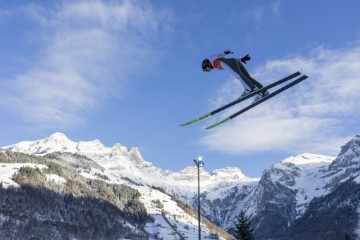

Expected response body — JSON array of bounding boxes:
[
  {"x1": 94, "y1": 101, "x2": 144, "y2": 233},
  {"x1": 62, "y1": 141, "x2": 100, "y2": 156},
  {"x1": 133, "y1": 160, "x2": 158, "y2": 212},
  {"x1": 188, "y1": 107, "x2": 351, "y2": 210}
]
[
  {"x1": 181, "y1": 50, "x2": 308, "y2": 129},
  {"x1": 201, "y1": 50, "x2": 269, "y2": 103}
]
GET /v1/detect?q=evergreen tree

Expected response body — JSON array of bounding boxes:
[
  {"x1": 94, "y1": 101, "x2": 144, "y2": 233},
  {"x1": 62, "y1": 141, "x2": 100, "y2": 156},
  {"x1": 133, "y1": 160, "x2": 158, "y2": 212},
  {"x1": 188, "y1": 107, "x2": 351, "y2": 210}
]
[
  {"x1": 344, "y1": 234, "x2": 351, "y2": 240},
  {"x1": 233, "y1": 210, "x2": 254, "y2": 240}
]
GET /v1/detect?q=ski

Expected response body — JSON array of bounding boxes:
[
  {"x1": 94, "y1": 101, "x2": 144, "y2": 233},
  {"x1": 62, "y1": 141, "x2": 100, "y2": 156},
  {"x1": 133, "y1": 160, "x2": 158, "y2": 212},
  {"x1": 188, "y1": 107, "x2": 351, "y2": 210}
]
[
  {"x1": 205, "y1": 75, "x2": 308, "y2": 129},
  {"x1": 180, "y1": 71, "x2": 301, "y2": 127}
]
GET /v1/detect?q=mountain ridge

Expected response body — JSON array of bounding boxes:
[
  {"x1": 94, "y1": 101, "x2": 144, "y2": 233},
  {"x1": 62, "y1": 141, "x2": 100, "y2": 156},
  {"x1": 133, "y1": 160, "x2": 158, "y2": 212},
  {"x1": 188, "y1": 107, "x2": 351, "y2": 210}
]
[
  {"x1": 4, "y1": 132, "x2": 258, "y2": 185},
  {"x1": 3, "y1": 133, "x2": 360, "y2": 239}
]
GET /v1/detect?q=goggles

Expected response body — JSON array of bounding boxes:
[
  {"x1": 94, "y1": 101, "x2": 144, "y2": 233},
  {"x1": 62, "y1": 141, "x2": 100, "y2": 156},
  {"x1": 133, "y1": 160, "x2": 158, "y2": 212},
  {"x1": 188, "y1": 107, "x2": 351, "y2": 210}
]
[{"x1": 203, "y1": 66, "x2": 212, "y2": 72}]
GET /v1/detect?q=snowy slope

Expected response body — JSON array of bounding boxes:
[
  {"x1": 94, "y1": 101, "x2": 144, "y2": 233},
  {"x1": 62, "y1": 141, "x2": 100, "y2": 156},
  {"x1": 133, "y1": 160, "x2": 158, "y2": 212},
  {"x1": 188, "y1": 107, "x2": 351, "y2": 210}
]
[{"x1": 139, "y1": 185, "x2": 217, "y2": 239}]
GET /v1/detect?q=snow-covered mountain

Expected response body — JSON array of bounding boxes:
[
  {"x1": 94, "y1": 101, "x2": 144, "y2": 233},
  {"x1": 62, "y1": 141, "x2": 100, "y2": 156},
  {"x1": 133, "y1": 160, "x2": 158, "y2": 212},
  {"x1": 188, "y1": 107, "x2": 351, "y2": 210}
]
[
  {"x1": 2, "y1": 132, "x2": 360, "y2": 239},
  {"x1": 5, "y1": 132, "x2": 257, "y2": 193}
]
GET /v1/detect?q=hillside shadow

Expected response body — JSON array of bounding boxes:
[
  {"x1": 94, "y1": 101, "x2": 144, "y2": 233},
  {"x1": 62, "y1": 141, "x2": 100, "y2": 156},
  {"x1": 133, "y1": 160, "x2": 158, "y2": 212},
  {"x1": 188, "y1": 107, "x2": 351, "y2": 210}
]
[{"x1": 0, "y1": 185, "x2": 150, "y2": 240}]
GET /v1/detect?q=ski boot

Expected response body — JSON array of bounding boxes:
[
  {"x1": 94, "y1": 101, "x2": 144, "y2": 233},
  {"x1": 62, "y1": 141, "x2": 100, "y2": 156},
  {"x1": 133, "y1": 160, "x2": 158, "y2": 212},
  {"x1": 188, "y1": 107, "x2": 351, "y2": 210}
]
[
  {"x1": 253, "y1": 90, "x2": 269, "y2": 103},
  {"x1": 240, "y1": 89, "x2": 252, "y2": 98}
]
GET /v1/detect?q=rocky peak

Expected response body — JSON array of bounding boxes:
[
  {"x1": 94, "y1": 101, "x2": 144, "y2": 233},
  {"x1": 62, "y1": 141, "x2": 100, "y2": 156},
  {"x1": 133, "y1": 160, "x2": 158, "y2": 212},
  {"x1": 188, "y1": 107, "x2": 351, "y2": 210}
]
[
  {"x1": 44, "y1": 132, "x2": 72, "y2": 143},
  {"x1": 211, "y1": 167, "x2": 255, "y2": 182},
  {"x1": 330, "y1": 135, "x2": 360, "y2": 169}
]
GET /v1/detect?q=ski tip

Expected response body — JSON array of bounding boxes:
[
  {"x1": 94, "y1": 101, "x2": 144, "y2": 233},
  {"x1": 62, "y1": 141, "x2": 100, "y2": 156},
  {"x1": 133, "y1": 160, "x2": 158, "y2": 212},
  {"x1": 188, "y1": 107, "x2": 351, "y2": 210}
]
[
  {"x1": 180, "y1": 119, "x2": 200, "y2": 127},
  {"x1": 180, "y1": 122, "x2": 191, "y2": 127},
  {"x1": 205, "y1": 118, "x2": 230, "y2": 130},
  {"x1": 180, "y1": 119, "x2": 200, "y2": 126}
]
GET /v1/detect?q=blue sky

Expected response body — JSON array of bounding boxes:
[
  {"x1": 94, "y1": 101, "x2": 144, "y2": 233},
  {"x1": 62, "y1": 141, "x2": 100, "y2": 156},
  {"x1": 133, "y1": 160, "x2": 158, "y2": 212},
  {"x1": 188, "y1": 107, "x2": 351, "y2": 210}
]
[{"x1": 1, "y1": 0, "x2": 360, "y2": 177}]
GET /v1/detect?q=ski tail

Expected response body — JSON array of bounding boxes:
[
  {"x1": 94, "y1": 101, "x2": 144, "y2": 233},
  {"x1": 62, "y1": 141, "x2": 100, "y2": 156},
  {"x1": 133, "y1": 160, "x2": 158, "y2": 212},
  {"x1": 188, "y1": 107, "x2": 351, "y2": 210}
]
[
  {"x1": 180, "y1": 71, "x2": 301, "y2": 127},
  {"x1": 205, "y1": 75, "x2": 308, "y2": 129}
]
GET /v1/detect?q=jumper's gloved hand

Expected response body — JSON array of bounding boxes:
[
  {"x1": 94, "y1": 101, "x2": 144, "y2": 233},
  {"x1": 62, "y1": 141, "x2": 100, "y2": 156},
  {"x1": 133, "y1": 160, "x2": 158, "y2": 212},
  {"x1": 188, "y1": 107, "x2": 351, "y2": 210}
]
[
  {"x1": 241, "y1": 54, "x2": 251, "y2": 64},
  {"x1": 224, "y1": 50, "x2": 233, "y2": 55}
]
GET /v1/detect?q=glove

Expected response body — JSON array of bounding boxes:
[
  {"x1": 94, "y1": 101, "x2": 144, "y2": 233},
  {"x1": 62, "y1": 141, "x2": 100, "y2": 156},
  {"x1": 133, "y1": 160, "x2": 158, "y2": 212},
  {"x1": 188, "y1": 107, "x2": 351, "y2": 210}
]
[
  {"x1": 241, "y1": 54, "x2": 251, "y2": 64},
  {"x1": 224, "y1": 50, "x2": 234, "y2": 55}
]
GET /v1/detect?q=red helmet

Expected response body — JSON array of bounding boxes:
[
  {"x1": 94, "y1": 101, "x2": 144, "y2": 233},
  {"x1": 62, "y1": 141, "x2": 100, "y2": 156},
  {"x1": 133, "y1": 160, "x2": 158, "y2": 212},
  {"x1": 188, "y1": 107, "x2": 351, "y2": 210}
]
[{"x1": 202, "y1": 59, "x2": 213, "y2": 72}]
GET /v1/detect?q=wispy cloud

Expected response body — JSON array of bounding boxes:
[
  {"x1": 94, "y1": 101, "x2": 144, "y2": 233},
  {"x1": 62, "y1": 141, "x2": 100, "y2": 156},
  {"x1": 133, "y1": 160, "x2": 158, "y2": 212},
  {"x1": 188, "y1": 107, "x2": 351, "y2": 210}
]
[
  {"x1": 0, "y1": 9, "x2": 11, "y2": 22},
  {"x1": 0, "y1": 0, "x2": 171, "y2": 128},
  {"x1": 270, "y1": 0, "x2": 282, "y2": 20},
  {"x1": 245, "y1": 0, "x2": 282, "y2": 27},
  {"x1": 199, "y1": 43, "x2": 360, "y2": 156}
]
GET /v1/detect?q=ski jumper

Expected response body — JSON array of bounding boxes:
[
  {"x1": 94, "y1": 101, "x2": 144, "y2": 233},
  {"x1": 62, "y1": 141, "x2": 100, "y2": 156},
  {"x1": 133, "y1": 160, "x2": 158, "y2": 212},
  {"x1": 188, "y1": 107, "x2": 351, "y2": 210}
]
[{"x1": 209, "y1": 53, "x2": 264, "y2": 91}]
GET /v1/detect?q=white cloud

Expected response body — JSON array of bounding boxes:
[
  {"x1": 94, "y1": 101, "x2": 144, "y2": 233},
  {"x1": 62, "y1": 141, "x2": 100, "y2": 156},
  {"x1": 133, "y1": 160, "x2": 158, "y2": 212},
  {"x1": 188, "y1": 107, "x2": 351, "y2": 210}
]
[
  {"x1": 245, "y1": 0, "x2": 282, "y2": 27},
  {"x1": 0, "y1": 9, "x2": 11, "y2": 22},
  {"x1": 199, "y1": 43, "x2": 360, "y2": 156},
  {"x1": 250, "y1": 6, "x2": 265, "y2": 26},
  {"x1": 270, "y1": 0, "x2": 281, "y2": 20},
  {"x1": 0, "y1": 0, "x2": 171, "y2": 128}
]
